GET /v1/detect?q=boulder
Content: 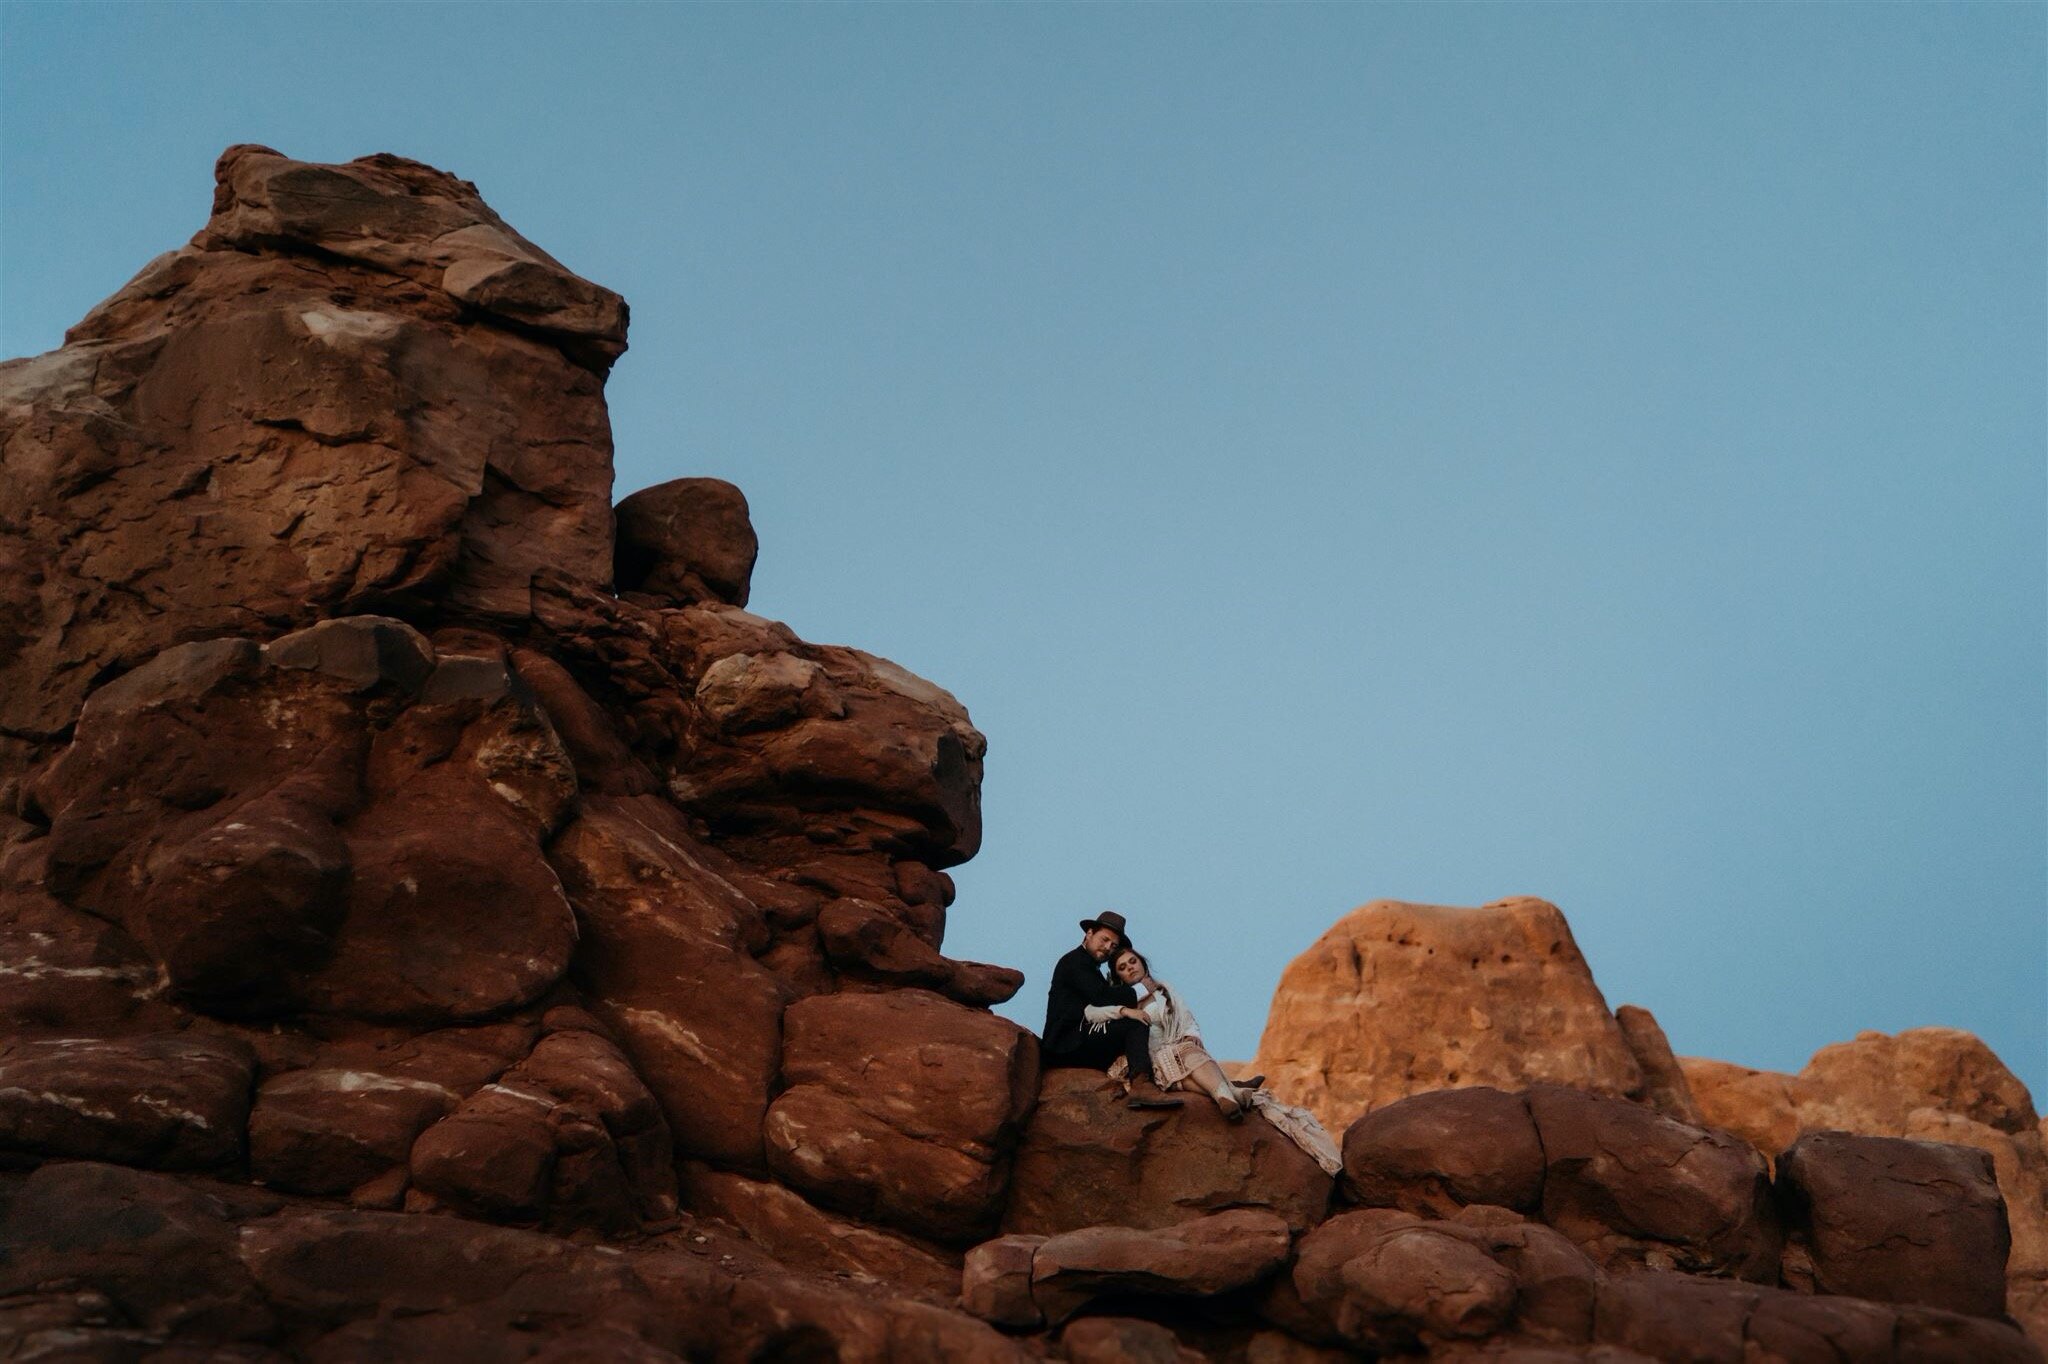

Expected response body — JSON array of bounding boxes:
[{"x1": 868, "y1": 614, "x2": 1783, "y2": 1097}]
[
  {"x1": 1588, "y1": 1270, "x2": 2042, "y2": 1364},
  {"x1": 1677, "y1": 1056, "x2": 1808, "y2": 1159},
  {"x1": 1340, "y1": 1086, "x2": 1545, "y2": 1216},
  {"x1": 0, "y1": 1033, "x2": 255, "y2": 1169},
  {"x1": 1684, "y1": 1027, "x2": 2048, "y2": 1348},
  {"x1": 615, "y1": 477, "x2": 759, "y2": 607},
  {"x1": 1291, "y1": 1209, "x2": 1523, "y2": 1352},
  {"x1": 763, "y1": 988, "x2": 1038, "y2": 1243},
  {"x1": 1777, "y1": 1130, "x2": 2010, "y2": 1320},
  {"x1": 1290, "y1": 1208, "x2": 1605, "y2": 1352},
  {"x1": 1061, "y1": 1317, "x2": 1208, "y2": 1364},
  {"x1": 0, "y1": 1162, "x2": 278, "y2": 1346},
  {"x1": 408, "y1": 1023, "x2": 677, "y2": 1233},
  {"x1": 655, "y1": 607, "x2": 987, "y2": 868},
  {"x1": 250, "y1": 1065, "x2": 460, "y2": 1196},
  {"x1": 1004, "y1": 1069, "x2": 1334, "y2": 1238},
  {"x1": 1612, "y1": 1005, "x2": 1704, "y2": 1125},
  {"x1": 548, "y1": 795, "x2": 787, "y2": 1168},
  {"x1": 962, "y1": 1234, "x2": 1048, "y2": 1328},
  {"x1": 0, "y1": 146, "x2": 622, "y2": 787},
  {"x1": 27, "y1": 625, "x2": 580, "y2": 1023},
  {"x1": 1029, "y1": 1210, "x2": 1293, "y2": 1324},
  {"x1": 1527, "y1": 1084, "x2": 1779, "y2": 1280},
  {"x1": 1250, "y1": 898, "x2": 1645, "y2": 1133},
  {"x1": 680, "y1": 1164, "x2": 960, "y2": 1299}
]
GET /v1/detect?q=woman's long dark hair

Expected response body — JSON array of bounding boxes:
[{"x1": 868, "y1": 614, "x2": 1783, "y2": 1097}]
[{"x1": 1115, "y1": 947, "x2": 1173, "y2": 1017}]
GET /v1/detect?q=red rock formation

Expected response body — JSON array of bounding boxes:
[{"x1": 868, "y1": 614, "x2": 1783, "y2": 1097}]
[
  {"x1": 1682, "y1": 1028, "x2": 2048, "y2": 1348},
  {"x1": 614, "y1": 477, "x2": 759, "y2": 608},
  {"x1": 1003, "y1": 1069, "x2": 1335, "y2": 1237},
  {"x1": 762, "y1": 987, "x2": 1039, "y2": 1243},
  {"x1": 1249, "y1": 898, "x2": 1649, "y2": 1133},
  {"x1": 2, "y1": 145, "x2": 2040, "y2": 1364},
  {"x1": 0, "y1": 146, "x2": 1035, "y2": 1360},
  {"x1": 964, "y1": 1209, "x2": 1293, "y2": 1329},
  {"x1": 0, "y1": 149, "x2": 622, "y2": 791},
  {"x1": 1777, "y1": 1130, "x2": 2011, "y2": 1320}
]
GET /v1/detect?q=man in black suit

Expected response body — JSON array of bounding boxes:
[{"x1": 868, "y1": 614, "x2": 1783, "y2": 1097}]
[{"x1": 1041, "y1": 910, "x2": 1183, "y2": 1109}]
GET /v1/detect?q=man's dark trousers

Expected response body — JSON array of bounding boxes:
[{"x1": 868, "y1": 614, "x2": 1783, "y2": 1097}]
[{"x1": 1046, "y1": 1014, "x2": 1154, "y2": 1078}]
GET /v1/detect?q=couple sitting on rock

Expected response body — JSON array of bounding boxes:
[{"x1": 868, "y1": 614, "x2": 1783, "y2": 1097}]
[
  {"x1": 1042, "y1": 914, "x2": 1343, "y2": 1178},
  {"x1": 1042, "y1": 910, "x2": 1263, "y2": 1115}
]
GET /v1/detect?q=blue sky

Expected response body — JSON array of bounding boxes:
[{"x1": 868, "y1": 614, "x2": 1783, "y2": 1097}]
[{"x1": 4, "y1": 3, "x2": 2042, "y2": 1098}]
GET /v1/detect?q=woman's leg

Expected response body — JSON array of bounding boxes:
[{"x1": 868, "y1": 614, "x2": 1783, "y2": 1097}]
[{"x1": 1186, "y1": 1059, "x2": 1244, "y2": 1117}]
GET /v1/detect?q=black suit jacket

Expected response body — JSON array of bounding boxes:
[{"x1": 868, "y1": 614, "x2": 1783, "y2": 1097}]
[{"x1": 1043, "y1": 944, "x2": 1138, "y2": 1053}]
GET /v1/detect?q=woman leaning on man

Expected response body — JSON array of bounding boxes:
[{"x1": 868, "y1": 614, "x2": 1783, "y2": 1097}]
[{"x1": 1102, "y1": 944, "x2": 1343, "y2": 1175}]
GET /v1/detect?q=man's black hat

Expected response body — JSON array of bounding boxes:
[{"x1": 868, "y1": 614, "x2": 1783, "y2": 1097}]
[{"x1": 1079, "y1": 910, "x2": 1129, "y2": 945}]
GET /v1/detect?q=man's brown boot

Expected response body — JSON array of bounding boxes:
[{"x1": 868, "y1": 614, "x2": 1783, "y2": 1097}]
[{"x1": 1126, "y1": 1076, "x2": 1185, "y2": 1109}]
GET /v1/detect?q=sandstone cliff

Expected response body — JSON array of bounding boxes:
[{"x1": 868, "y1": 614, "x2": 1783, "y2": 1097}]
[{"x1": 0, "y1": 148, "x2": 2036, "y2": 1364}]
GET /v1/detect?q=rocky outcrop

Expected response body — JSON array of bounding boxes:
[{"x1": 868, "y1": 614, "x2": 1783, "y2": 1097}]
[
  {"x1": 1340, "y1": 1085, "x2": 1779, "y2": 1280},
  {"x1": 0, "y1": 1159, "x2": 1036, "y2": 1363},
  {"x1": 0, "y1": 145, "x2": 1040, "y2": 1358},
  {"x1": 3, "y1": 144, "x2": 2041, "y2": 1364},
  {"x1": 964, "y1": 1209, "x2": 1293, "y2": 1328},
  {"x1": 1250, "y1": 898, "x2": 1648, "y2": 1133},
  {"x1": 26, "y1": 619, "x2": 579, "y2": 1024},
  {"x1": 1777, "y1": 1130, "x2": 2012, "y2": 1320},
  {"x1": 1683, "y1": 1027, "x2": 2048, "y2": 1346},
  {"x1": 1612, "y1": 1003, "x2": 1706, "y2": 1125},
  {"x1": 1289, "y1": 1201, "x2": 2038, "y2": 1363},
  {"x1": 0, "y1": 1032, "x2": 255, "y2": 1170},
  {"x1": 762, "y1": 987, "x2": 1039, "y2": 1243},
  {"x1": 614, "y1": 477, "x2": 759, "y2": 608},
  {"x1": 1004, "y1": 1069, "x2": 1335, "y2": 1237},
  {"x1": 0, "y1": 149, "x2": 624, "y2": 790}
]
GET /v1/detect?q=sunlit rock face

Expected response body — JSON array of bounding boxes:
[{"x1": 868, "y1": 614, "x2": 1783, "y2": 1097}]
[
  {"x1": 1682, "y1": 1027, "x2": 2048, "y2": 1349},
  {"x1": 1249, "y1": 890, "x2": 2048, "y2": 1352},
  {"x1": 1249, "y1": 897, "x2": 1651, "y2": 1131},
  {"x1": 0, "y1": 147, "x2": 2038, "y2": 1363}
]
